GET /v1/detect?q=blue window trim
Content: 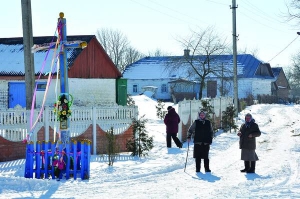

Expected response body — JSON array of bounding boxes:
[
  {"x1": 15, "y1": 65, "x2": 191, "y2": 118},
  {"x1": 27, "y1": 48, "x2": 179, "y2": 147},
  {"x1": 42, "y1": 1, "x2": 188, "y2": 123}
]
[
  {"x1": 36, "y1": 82, "x2": 47, "y2": 91},
  {"x1": 133, "y1": 85, "x2": 138, "y2": 93}
]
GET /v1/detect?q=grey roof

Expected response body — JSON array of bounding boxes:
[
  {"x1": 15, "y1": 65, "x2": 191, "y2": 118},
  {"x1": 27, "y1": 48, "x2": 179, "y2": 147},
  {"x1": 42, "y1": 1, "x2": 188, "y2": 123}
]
[
  {"x1": 271, "y1": 67, "x2": 282, "y2": 78},
  {"x1": 123, "y1": 54, "x2": 264, "y2": 80},
  {"x1": 0, "y1": 35, "x2": 94, "y2": 75}
]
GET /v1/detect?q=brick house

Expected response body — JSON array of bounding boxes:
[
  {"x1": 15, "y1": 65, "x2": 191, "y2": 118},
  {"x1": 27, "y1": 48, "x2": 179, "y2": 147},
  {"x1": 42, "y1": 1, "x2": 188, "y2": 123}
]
[{"x1": 271, "y1": 67, "x2": 291, "y2": 102}]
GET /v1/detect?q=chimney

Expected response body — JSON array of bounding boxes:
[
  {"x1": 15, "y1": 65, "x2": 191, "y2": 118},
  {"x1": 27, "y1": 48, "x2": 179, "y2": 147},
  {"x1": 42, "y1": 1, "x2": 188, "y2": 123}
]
[{"x1": 184, "y1": 49, "x2": 190, "y2": 57}]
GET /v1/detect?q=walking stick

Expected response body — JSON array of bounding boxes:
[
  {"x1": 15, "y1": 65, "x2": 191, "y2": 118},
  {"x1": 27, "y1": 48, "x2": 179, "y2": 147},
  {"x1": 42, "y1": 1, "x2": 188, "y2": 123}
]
[{"x1": 184, "y1": 141, "x2": 190, "y2": 172}]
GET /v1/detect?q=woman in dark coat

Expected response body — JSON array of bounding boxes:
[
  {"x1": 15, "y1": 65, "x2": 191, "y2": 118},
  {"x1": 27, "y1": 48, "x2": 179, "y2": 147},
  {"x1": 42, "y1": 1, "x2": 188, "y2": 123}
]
[
  {"x1": 237, "y1": 113, "x2": 261, "y2": 173},
  {"x1": 164, "y1": 106, "x2": 182, "y2": 148},
  {"x1": 187, "y1": 111, "x2": 213, "y2": 172}
]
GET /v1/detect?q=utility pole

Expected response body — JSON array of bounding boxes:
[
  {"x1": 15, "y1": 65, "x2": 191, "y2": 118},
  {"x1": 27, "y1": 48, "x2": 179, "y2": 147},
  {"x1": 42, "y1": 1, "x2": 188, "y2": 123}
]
[
  {"x1": 231, "y1": 0, "x2": 238, "y2": 117},
  {"x1": 21, "y1": 0, "x2": 35, "y2": 110}
]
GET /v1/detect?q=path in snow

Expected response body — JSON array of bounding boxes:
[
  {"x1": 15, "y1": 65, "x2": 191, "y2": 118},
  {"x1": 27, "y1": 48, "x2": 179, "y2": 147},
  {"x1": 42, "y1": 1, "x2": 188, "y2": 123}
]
[{"x1": 0, "y1": 103, "x2": 300, "y2": 198}]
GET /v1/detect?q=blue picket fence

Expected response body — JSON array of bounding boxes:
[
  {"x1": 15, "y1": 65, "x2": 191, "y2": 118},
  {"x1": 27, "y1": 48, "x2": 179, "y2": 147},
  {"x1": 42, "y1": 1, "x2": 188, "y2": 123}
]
[{"x1": 24, "y1": 140, "x2": 91, "y2": 180}]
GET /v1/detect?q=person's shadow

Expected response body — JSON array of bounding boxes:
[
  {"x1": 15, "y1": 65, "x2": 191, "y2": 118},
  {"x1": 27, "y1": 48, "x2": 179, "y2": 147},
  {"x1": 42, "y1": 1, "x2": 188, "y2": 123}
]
[
  {"x1": 245, "y1": 173, "x2": 270, "y2": 181},
  {"x1": 188, "y1": 171, "x2": 221, "y2": 182},
  {"x1": 167, "y1": 148, "x2": 184, "y2": 154}
]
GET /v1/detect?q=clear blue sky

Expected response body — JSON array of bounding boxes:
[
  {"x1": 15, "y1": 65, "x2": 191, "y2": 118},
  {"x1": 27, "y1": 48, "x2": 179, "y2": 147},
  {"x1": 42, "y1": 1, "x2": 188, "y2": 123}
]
[{"x1": 1, "y1": 0, "x2": 299, "y2": 69}]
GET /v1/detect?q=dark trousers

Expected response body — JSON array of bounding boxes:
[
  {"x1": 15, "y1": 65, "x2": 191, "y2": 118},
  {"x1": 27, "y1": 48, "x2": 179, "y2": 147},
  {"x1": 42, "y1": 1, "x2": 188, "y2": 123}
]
[
  {"x1": 166, "y1": 133, "x2": 181, "y2": 148},
  {"x1": 54, "y1": 167, "x2": 61, "y2": 178},
  {"x1": 193, "y1": 143, "x2": 210, "y2": 159},
  {"x1": 194, "y1": 143, "x2": 210, "y2": 171}
]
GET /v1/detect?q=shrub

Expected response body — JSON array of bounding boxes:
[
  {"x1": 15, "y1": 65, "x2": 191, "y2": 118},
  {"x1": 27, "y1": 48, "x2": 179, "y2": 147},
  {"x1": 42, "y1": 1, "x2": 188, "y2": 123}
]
[
  {"x1": 126, "y1": 115, "x2": 154, "y2": 157},
  {"x1": 106, "y1": 127, "x2": 119, "y2": 166},
  {"x1": 201, "y1": 99, "x2": 216, "y2": 133},
  {"x1": 222, "y1": 104, "x2": 238, "y2": 133},
  {"x1": 127, "y1": 95, "x2": 135, "y2": 106},
  {"x1": 155, "y1": 100, "x2": 166, "y2": 120}
]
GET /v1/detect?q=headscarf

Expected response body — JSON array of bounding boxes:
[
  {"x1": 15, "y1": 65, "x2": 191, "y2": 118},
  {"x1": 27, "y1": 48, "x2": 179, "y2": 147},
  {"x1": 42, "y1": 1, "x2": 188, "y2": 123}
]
[
  {"x1": 198, "y1": 111, "x2": 206, "y2": 121},
  {"x1": 167, "y1": 106, "x2": 173, "y2": 111},
  {"x1": 245, "y1": 113, "x2": 254, "y2": 128}
]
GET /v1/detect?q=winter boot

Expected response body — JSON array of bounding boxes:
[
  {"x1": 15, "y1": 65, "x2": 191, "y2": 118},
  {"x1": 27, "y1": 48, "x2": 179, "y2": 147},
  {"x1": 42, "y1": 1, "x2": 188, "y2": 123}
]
[
  {"x1": 240, "y1": 161, "x2": 250, "y2": 172},
  {"x1": 247, "y1": 161, "x2": 256, "y2": 173},
  {"x1": 195, "y1": 158, "x2": 201, "y2": 172},
  {"x1": 204, "y1": 159, "x2": 211, "y2": 172}
]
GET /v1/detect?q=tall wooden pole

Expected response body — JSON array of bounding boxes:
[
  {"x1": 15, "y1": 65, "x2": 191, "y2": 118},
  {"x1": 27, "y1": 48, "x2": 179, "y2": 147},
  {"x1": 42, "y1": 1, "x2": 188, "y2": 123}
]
[
  {"x1": 21, "y1": 0, "x2": 35, "y2": 110},
  {"x1": 21, "y1": 0, "x2": 35, "y2": 142},
  {"x1": 231, "y1": 0, "x2": 238, "y2": 117}
]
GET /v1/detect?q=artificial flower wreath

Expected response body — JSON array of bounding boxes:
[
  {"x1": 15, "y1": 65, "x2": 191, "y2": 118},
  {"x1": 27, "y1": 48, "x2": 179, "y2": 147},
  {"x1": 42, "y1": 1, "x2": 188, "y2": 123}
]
[{"x1": 54, "y1": 94, "x2": 73, "y2": 121}]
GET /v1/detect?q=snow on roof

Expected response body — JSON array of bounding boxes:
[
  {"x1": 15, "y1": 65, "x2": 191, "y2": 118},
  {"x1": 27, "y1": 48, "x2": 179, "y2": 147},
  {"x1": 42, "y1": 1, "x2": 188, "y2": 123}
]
[
  {"x1": 0, "y1": 35, "x2": 94, "y2": 75},
  {"x1": 123, "y1": 54, "x2": 263, "y2": 80},
  {"x1": 278, "y1": 86, "x2": 287, "y2": 89},
  {"x1": 122, "y1": 56, "x2": 186, "y2": 80}
]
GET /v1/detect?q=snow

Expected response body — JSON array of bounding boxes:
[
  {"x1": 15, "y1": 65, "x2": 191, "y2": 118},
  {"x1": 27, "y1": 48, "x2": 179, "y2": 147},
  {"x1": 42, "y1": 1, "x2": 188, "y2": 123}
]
[{"x1": 1, "y1": 95, "x2": 300, "y2": 198}]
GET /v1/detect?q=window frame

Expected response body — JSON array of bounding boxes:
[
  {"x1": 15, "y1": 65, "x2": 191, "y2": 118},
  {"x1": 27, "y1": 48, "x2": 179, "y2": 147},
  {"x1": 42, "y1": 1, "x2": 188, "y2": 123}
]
[{"x1": 36, "y1": 82, "x2": 47, "y2": 91}]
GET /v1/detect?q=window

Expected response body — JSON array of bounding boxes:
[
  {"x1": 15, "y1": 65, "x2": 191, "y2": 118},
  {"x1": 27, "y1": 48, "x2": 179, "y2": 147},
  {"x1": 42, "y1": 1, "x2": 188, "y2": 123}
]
[
  {"x1": 133, "y1": 85, "x2": 138, "y2": 93},
  {"x1": 161, "y1": 84, "x2": 167, "y2": 93},
  {"x1": 36, "y1": 82, "x2": 47, "y2": 91}
]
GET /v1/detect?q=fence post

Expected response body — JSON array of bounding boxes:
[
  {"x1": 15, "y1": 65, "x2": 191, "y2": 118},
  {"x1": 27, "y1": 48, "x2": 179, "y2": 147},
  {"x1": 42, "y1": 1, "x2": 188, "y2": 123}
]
[
  {"x1": 44, "y1": 106, "x2": 49, "y2": 142},
  {"x1": 80, "y1": 141, "x2": 85, "y2": 179},
  {"x1": 86, "y1": 140, "x2": 91, "y2": 179},
  {"x1": 178, "y1": 102, "x2": 182, "y2": 141},
  {"x1": 65, "y1": 142, "x2": 70, "y2": 179},
  {"x1": 92, "y1": 107, "x2": 96, "y2": 155},
  {"x1": 24, "y1": 142, "x2": 34, "y2": 178},
  {"x1": 72, "y1": 140, "x2": 77, "y2": 180},
  {"x1": 43, "y1": 141, "x2": 49, "y2": 178},
  {"x1": 35, "y1": 141, "x2": 41, "y2": 179}
]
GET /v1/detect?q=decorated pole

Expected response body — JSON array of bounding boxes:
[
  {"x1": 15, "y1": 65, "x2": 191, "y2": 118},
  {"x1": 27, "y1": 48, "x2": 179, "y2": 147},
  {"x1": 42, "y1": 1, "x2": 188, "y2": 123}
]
[
  {"x1": 28, "y1": 12, "x2": 87, "y2": 144},
  {"x1": 56, "y1": 12, "x2": 87, "y2": 145},
  {"x1": 58, "y1": 12, "x2": 69, "y2": 144}
]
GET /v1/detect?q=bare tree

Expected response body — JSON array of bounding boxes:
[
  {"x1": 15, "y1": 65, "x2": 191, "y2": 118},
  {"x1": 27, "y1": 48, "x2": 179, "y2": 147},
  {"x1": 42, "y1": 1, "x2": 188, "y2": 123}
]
[
  {"x1": 237, "y1": 47, "x2": 260, "y2": 59},
  {"x1": 147, "y1": 49, "x2": 171, "y2": 57},
  {"x1": 285, "y1": 0, "x2": 300, "y2": 23},
  {"x1": 167, "y1": 26, "x2": 229, "y2": 99},
  {"x1": 123, "y1": 46, "x2": 144, "y2": 70},
  {"x1": 218, "y1": 62, "x2": 233, "y2": 97},
  {"x1": 287, "y1": 53, "x2": 300, "y2": 98},
  {"x1": 96, "y1": 28, "x2": 144, "y2": 72}
]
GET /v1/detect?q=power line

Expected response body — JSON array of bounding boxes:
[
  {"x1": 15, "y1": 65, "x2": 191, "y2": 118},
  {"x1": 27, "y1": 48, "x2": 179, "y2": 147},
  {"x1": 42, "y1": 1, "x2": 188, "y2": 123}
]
[
  {"x1": 240, "y1": 0, "x2": 280, "y2": 23},
  {"x1": 240, "y1": 2, "x2": 278, "y2": 24},
  {"x1": 267, "y1": 35, "x2": 299, "y2": 63},
  {"x1": 237, "y1": 9, "x2": 290, "y2": 33},
  {"x1": 130, "y1": 0, "x2": 203, "y2": 27},
  {"x1": 148, "y1": 0, "x2": 205, "y2": 24},
  {"x1": 205, "y1": 0, "x2": 228, "y2": 6},
  {"x1": 130, "y1": 0, "x2": 233, "y2": 36}
]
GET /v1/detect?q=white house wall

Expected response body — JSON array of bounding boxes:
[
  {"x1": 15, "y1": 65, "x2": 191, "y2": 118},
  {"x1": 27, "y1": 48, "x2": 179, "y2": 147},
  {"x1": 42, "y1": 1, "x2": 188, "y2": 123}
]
[
  {"x1": 126, "y1": 78, "x2": 273, "y2": 101},
  {"x1": 251, "y1": 79, "x2": 272, "y2": 97},
  {"x1": 69, "y1": 78, "x2": 116, "y2": 106},
  {"x1": 1, "y1": 78, "x2": 117, "y2": 108},
  {"x1": 235, "y1": 78, "x2": 272, "y2": 98},
  {"x1": 127, "y1": 79, "x2": 171, "y2": 100},
  {"x1": 237, "y1": 79, "x2": 253, "y2": 98}
]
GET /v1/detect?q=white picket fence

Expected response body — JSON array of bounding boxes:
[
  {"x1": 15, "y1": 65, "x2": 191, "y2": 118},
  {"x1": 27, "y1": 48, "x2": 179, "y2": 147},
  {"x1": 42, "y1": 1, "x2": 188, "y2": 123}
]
[
  {"x1": 177, "y1": 97, "x2": 234, "y2": 140},
  {"x1": 0, "y1": 105, "x2": 138, "y2": 154}
]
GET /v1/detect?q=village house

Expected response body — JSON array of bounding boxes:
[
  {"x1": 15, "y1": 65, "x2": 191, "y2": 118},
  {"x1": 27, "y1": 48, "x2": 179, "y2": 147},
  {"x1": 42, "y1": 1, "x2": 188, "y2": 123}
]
[
  {"x1": 271, "y1": 67, "x2": 291, "y2": 103},
  {"x1": 0, "y1": 35, "x2": 127, "y2": 109},
  {"x1": 0, "y1": 35, "x2": 134, "y2": 162},
  {"x1": 122, "y1": 53, "x2": 290, "y2": 103}
]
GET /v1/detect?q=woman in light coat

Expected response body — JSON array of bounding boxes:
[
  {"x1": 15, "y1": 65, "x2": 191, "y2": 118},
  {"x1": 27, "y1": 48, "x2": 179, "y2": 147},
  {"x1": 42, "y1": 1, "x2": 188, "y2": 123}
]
[{"x1": 237, "y1": 113, "x2": 261, "y2": 173}]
